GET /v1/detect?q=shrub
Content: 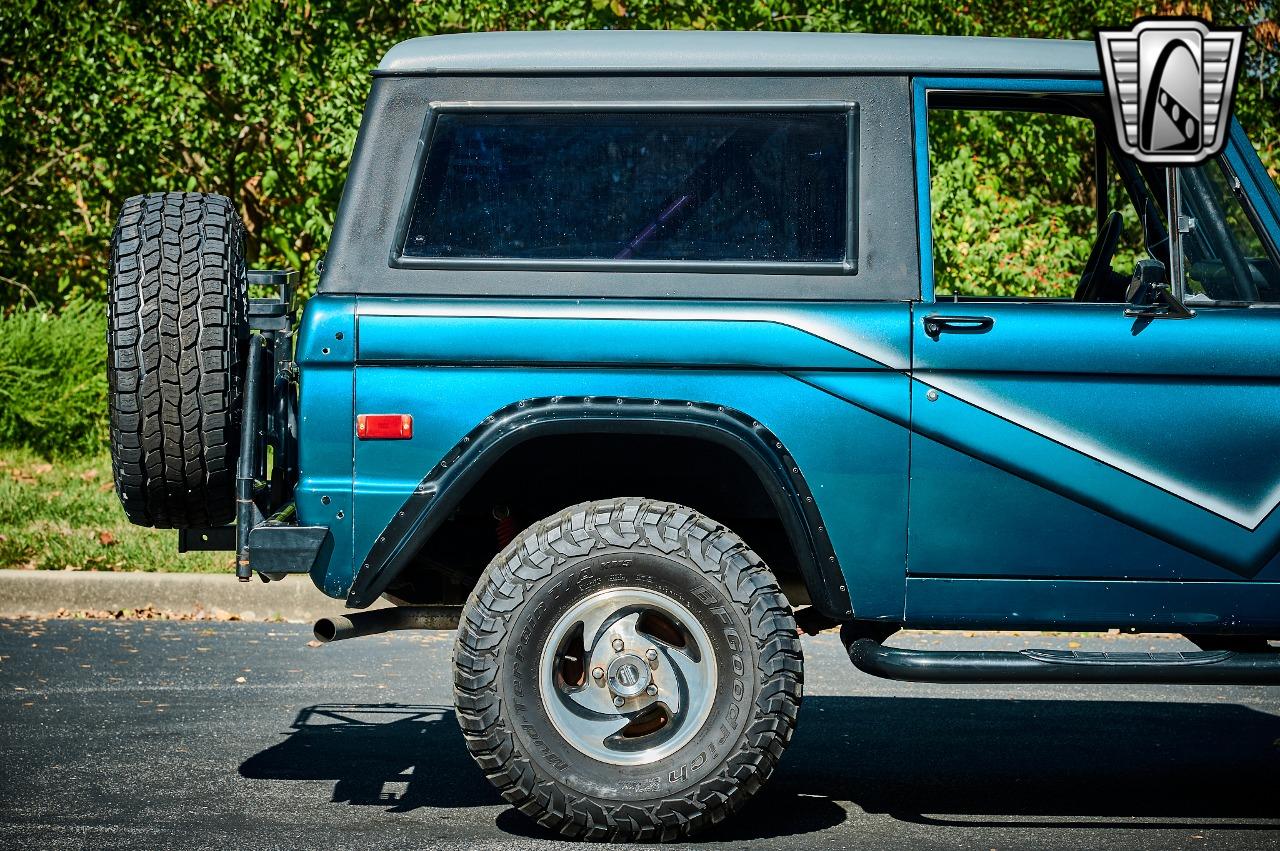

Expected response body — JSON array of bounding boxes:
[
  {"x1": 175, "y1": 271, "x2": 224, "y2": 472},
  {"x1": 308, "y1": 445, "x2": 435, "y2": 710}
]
[{"x1": 0, "y1": 303, "x2": 107, "y2": 457}]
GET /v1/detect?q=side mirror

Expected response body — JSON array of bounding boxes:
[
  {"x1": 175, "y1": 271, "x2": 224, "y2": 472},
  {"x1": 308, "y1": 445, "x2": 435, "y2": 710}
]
[
  {"x1": 1125, "y1": 259, "x2": 1195, "y2": 319},
  {"x1": 1125, "y1": 167, "x2": 1197, "y2": 320},
  {"x1": 1125, "y1": 258, "x2": 1167, "y2": 305}
]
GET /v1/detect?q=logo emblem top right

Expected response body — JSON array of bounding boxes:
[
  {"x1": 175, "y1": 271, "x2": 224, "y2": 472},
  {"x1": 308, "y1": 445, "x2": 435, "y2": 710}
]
[{"x1": 1097, "y1": 18, "x2": 1246, "y2": 165}]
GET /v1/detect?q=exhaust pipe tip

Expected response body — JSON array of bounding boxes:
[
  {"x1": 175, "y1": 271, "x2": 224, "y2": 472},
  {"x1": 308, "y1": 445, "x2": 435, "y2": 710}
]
[
  {"x1": 312, "y1": 605, "x2": 463, "y2": 644},
  {"x1": 312, "y1": 615, "x2": 349, "y2": 644},
  {"x1": 313, "y1": 619, "x2": 335, "y2": 643}
]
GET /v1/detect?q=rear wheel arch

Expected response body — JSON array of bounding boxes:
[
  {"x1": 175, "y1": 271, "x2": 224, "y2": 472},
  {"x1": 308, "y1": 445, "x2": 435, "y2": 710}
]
[{"x1": 348, "y1": 397, "x2": 852, "y2": 619}]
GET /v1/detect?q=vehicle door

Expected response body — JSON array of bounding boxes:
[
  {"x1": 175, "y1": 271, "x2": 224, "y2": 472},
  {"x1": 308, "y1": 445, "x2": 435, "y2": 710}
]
[{"x1": 905, "y1": 77, "x2": 1280, "y2": 629}]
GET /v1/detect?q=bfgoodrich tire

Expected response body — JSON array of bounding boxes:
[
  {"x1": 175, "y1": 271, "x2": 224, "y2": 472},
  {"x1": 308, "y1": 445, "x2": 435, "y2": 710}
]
[
  {"x1": 454, "y1": 498, "x2": 803, "y2": 842},
  {"x1": 107, "y1": 192, "x2": 248, "y2": 528}
]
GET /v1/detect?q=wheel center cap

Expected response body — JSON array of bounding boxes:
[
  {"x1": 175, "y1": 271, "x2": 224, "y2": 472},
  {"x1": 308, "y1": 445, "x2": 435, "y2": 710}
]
[{"x1": 606, "y1": 653, "x2": 652, "y2": 699}]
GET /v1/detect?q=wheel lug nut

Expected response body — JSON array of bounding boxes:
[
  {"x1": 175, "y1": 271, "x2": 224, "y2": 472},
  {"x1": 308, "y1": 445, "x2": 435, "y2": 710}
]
[
  {"x1": 591, "y1": 667, "x2": 605, "y2": 682},
  {"x1": 645, "y1": 649, "x2": 658, "y2": 661},
  {"x1": 645, "y1": 684, "x2": 657, "y2": 696},
  {"x1": 613, "y1": 696, "x2": 625, "y2": 708},
  {"x1": 611, "y1": 638, "x2": 624, "y2": 652}
]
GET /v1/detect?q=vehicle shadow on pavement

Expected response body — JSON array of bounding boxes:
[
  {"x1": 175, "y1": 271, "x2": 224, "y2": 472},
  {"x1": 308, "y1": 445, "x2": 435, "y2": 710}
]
[
  {"x1": 239, "y1": 695, "x2": 1280, "y2": 840},
  {"x1": 238, "y1": 704, "x2": 498, "y2": 812},
  {"x1": 735, "y1": 693, "x2": 1280, "y2": 837}
]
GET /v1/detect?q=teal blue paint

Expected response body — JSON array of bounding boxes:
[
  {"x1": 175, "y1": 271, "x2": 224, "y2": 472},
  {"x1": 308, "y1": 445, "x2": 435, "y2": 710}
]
[
  {"x1": 1226, "y1": 120, "x2": 1280, "y2": 246},
  {"x1": 346, "y1": 364, "x2": 911, "y2": 617},
  {"x1": 912, "y1": 77, "x2": 934, "y2": 305},
  {"x1": 356, "y1": 307, "x2": 908, "y2": 370},
  {"x1": 296, "y1": 298, "x2": 915, "y2": 614},
  {"x1": 906, "y1": 577, "x2": 1280, "y2": 632},
  {"x1": 294, "y1": 296, "x2": 357, "y2": 597}
]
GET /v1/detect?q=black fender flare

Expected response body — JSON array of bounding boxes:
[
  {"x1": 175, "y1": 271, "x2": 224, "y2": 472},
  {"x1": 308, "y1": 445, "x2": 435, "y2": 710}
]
[{"x1": 346, "y1": 396, "x2": 853, "y2": 619}]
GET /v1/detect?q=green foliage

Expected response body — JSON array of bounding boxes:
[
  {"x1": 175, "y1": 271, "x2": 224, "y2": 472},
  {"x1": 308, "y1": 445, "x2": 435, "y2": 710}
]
[
  {"x1": 928, "y1": 109, "x2": 1149, "y2": 298},
  {"x1": 1, "y1": 1, "x2": 1275, "y2": 310},
  {"x1": 0, "y1": 304, "x2": 108, "y2": 457},
  {"x1": 931, "y1": 143, "x2": 1095, "y2": 298}
]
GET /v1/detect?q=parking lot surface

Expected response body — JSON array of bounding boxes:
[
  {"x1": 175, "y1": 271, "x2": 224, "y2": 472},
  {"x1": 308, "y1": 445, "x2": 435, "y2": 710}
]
[{"x1": 1, "y1": 619, "x2": 1278, "y2": 850}]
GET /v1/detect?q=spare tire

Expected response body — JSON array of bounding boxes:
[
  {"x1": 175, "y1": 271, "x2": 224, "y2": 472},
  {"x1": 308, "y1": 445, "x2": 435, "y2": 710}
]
[{"x1": 107, "y1": 192, "x2": 248, "y2": 528}]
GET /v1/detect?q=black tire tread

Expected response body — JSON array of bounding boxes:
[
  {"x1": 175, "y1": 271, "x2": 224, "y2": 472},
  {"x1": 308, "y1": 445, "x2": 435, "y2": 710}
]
[
  {"x1": 454, "y1": 497, "x2": 803, "y2": 842},
  {"x1": 107, "y1": 192, "x2": 246, "y2": 528}
]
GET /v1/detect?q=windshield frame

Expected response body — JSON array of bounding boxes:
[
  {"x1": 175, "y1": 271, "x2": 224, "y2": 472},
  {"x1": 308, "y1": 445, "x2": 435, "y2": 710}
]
[{"x1": 1133, "y1": 146, "x2": 1280, "y2": 304}]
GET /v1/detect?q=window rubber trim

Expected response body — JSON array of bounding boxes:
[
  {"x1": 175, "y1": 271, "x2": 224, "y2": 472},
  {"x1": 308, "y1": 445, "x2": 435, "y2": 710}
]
[
  {"x1": 388, "y1": 100, "x2": 860, "y2": 275},
  {"x1": 911, "y1": 76, "x2": 1105, "y2": 304}
]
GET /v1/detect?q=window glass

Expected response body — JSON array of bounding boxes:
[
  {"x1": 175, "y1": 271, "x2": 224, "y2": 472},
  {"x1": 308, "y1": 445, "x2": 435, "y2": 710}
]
[
  {"x1": 402, "y1": 111, "x2": 848, "y2": 264},
  {"x1": 928, "y1": 106, "x2": 1143, "y2": 300},
  {"x1": 1180, "y1": 159, "x2": 1280, "y2": 302}
]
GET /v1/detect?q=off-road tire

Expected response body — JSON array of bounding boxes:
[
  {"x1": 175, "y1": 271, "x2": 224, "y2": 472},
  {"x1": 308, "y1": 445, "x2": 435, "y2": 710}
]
[
  {"x1": 454, "y1": 498, "x2": 803, "y2": 842},
  {"x1": 107, "y1": 192, "x2": 248, "y2": 528}
]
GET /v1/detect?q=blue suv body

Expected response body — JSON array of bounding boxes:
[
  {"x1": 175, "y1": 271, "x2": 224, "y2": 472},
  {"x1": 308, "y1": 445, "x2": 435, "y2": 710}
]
[{"x1": 291, "y1": 31, "x2": 1280, "y2": 639}]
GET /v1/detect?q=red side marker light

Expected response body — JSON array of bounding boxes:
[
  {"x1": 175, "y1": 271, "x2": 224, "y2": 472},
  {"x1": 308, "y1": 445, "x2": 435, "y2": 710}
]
[{"x1": 357, "y1": 414, "x2": 413, "y2": 440}]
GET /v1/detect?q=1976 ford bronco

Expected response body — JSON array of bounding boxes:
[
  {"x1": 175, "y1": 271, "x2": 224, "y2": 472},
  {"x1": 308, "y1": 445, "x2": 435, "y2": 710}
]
[{"x1": 106, "y1": 30, "x2": 1280, "y2": 841}]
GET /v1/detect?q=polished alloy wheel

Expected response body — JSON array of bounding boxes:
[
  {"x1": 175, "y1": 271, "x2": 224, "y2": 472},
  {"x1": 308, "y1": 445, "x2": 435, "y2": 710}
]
[{"x1": 539, "y1": 587, "x2": 717, "y2": 766}]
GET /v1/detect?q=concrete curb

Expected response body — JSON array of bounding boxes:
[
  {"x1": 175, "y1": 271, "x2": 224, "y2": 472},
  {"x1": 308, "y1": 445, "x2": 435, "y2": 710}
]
[
  {"x1": 0, "y1": 570, "x2": 1190, "y2": 641},
  {"x1": 0, "y1": 569, "x2": 382, "y2": 622}
]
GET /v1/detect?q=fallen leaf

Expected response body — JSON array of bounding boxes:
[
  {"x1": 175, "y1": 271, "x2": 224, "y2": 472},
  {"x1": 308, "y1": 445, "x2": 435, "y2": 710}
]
[
  {"x1": 97, "y1": 531, "x2": 116, "y2": 546},
  {"x1": 1067, "y1": 640, "x2": 1081, "y2": 649},
  {"x1": 234, "y1": 676, "x2": 247, "y2": 684},
  {"x1": 30, "y1": 463, "x2": 52, "y2": 475},
  {"x1": 80, "y1": 469, "x2": 99, "y2": 481},
  {"x1": 306, "y1": 639, "x2": 322, "y2": 648}
]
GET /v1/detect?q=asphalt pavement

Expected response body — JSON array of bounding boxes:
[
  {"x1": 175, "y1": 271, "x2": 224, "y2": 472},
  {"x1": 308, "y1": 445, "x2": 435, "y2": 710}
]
[{"x1": 2, "y1": 620, "x2": 1278, "y2": 850}]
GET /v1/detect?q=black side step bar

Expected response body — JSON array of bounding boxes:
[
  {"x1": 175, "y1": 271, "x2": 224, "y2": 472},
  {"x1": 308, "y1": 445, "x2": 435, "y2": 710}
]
[{"x1": 848, "y1": 638, "x2": 1280, "y2": 685}]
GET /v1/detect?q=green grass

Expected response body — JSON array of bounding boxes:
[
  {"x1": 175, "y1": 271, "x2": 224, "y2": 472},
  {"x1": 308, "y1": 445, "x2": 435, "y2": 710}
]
[{"x1": 0, "y1": 447, "x2": 231, "y2": 573}]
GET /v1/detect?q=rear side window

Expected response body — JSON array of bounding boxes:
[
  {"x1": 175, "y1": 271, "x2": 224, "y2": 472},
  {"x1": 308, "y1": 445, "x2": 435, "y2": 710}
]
[{"x1": 401, "y1": 110, "x2": 852, "y2": 267}]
